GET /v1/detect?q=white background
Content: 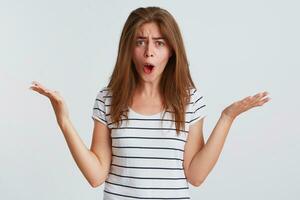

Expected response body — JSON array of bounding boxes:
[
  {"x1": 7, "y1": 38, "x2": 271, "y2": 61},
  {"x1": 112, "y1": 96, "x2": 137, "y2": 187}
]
[{"x1": 1, "y1": 0, "x2": 299, "y2": 199}]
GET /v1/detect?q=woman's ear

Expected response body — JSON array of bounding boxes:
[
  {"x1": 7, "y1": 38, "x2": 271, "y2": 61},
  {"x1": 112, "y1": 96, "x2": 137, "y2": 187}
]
[{"x1": 169, "y1": 50, "x2": 173, "y2": 58}]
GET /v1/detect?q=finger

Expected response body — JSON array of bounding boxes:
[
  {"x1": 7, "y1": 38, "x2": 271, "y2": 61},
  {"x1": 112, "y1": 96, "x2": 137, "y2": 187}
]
[
  {"x1": 253, "y1": 91, "x2": 269, "y2": 99},
  {"x1": 253, "y1": 92, "x2": 262, "y2": 99},
  {"x1": 249, "y1": 92, "x2": 269, "y2": 106},
  {"x1": 29, "y1": 84, "x2": 40, "y2": 91},
  {"x1": 256, "y1": 97, "x2": 271, "y2": 106},
  {"x1": 29, "y1": 86, "x2": 36, "y2": 91},
  {"x1": 30, "y1": 81, "x2": 50, "y2": 92},
  {"x1": 30, "y1": 86, "x2": 45, "y2": 95},
  {"x1": 31, "y1": 81, "x2": 48, "y2": 91},
  {"x1": 29, "y1": 84, "x2": 52, "y2": 97},
  {"x1": 29, "y1": 84, "x2": 42, "y2": 91},
  {"x1": 31, "y1": 81, "x2": 42, "y2": 86}
]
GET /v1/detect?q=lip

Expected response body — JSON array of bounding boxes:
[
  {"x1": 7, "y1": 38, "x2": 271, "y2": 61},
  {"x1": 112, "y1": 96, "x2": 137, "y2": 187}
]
[
  {"x1": 142, "y1": 62, "x2": 155, "y2": 74},
  {"x1": 143, "y1": 62, "x2": 156, "y2": 67}
]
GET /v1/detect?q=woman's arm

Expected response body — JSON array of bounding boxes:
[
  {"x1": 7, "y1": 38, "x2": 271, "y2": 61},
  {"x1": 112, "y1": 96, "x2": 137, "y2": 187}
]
[
  {"x1": 30, "y1": 81, "x2": 111, "y2": 187},
  {"x1": 188, "y1": 91, "x2": 270, "y2": 186},
  {"x1": 59, "y1": 117, "x2": 111, "y2": 187},
  {"x1": 187, "y1": 113, "x2": 234, "y2": 186}
]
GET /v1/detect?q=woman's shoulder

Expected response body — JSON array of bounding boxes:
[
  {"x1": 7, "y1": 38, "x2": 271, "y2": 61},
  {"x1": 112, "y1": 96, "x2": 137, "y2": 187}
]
[
  {"x1": 187, "y1": 87, "x2": 206, "y2": 108},
  {"x1": 94, "y1": 86, "x2": 112, "y2": 106},
  {"x1": 188, "y1": 87, "x2": 201, "y2": 98},
  {"x1": 97, "y1": 86, "x2": 112, "y2": 97}
]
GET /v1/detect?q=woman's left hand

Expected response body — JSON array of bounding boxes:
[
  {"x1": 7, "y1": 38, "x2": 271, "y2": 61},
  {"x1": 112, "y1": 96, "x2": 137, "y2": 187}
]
[{"x1": 222, "y1": 91, "x2": 271, "y2": 121}]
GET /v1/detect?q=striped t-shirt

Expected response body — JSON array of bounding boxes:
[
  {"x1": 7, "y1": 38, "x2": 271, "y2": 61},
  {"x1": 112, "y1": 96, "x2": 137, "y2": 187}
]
[{"x1": 92, "y1": 87, "x2": 207, "y2": 200}]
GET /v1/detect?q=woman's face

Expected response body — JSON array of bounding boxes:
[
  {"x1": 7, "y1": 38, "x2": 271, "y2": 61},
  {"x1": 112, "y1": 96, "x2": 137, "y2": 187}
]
[{"x1": 132, "y1": 22, "x2": 172, "y2": 84}]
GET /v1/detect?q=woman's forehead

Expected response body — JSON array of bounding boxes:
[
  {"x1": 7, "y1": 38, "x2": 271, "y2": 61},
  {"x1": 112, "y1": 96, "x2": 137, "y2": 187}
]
[{"x1": 136, "y1": 22, "x2": 163, "y2": 37}]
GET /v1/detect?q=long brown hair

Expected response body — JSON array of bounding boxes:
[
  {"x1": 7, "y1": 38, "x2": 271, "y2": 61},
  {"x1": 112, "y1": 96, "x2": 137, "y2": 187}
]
[{"x1": 107, "y1": 6, "x2": 196, "y2": 135}]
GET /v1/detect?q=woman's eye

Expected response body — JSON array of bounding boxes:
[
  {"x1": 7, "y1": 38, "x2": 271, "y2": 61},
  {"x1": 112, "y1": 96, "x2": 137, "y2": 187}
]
[
  {"x1": 136, "y1": 40, "x2": 144, "y2": 46},
  {"x1": 156, "y1": 41, "x2": 165, "y2": 46}
]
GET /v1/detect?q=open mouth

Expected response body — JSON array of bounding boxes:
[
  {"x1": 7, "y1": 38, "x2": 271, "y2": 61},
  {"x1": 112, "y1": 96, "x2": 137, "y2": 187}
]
[{"x1": 143, "y1": 63, "x2": 155, "y2": 74}]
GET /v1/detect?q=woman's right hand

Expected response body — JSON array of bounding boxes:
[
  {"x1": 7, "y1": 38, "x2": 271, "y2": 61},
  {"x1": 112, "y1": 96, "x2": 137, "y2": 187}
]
[{"x1": 29, "y1": 81, "x2": 70, "y2": 125}]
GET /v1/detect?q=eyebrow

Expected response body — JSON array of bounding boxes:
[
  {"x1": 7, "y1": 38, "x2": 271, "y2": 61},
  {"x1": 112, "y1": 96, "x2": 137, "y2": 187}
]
[{"x1": 136, "y1": 36, "x2": 165, "y2": 40}]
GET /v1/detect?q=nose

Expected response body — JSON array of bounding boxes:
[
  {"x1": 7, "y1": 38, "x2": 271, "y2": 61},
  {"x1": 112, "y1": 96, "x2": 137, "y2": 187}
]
[
  {"x1": 145, "y1": 42, "x2": 154, "y2": 57},
  {"x1": 145, "y1": 53, "x2": 154, "y2": 57}
]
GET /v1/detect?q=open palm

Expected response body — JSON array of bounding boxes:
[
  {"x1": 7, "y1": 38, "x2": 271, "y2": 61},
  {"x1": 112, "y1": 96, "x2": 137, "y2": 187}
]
[
  {"x1": 29, "y1": 81, "x2": 69, "y2": 123},
  {"x1": 222, "y1": 91, "x2": 271, "y2": 120}
]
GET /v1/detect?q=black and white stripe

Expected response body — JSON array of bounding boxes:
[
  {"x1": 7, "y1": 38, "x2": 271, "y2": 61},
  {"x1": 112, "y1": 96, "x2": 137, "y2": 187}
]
[{"x1": 91, "y1": 87, "x2": 207, "y2": 199}]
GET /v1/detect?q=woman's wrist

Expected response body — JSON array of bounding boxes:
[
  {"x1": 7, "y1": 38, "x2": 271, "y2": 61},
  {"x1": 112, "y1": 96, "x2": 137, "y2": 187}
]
[
  {"x1": 220, "y1": 111, "x2": 235, "y2": 123},
  {"x1": 57, "y1": 116, "x2": 71, "y2": 130}
]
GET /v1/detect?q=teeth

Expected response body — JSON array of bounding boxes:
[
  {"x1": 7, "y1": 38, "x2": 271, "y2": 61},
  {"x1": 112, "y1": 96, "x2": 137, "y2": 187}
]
[{"x1": 145, "y1": 63, "x2": 153, "y2": 67}]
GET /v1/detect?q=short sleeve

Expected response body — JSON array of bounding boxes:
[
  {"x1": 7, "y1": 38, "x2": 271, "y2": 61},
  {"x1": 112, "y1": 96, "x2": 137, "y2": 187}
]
[
  {"x1": 91, "y1": 88, "x2": 108, "y2": 125},
  {"x1": 189, "y1": 89, "x2": 207, "y2": 126}
]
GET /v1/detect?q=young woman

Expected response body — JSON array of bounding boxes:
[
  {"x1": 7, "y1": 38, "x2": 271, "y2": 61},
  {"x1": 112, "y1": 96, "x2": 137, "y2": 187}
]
[{"x1": 29, "y1": 6, "x2": 270, "y2": 200}]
